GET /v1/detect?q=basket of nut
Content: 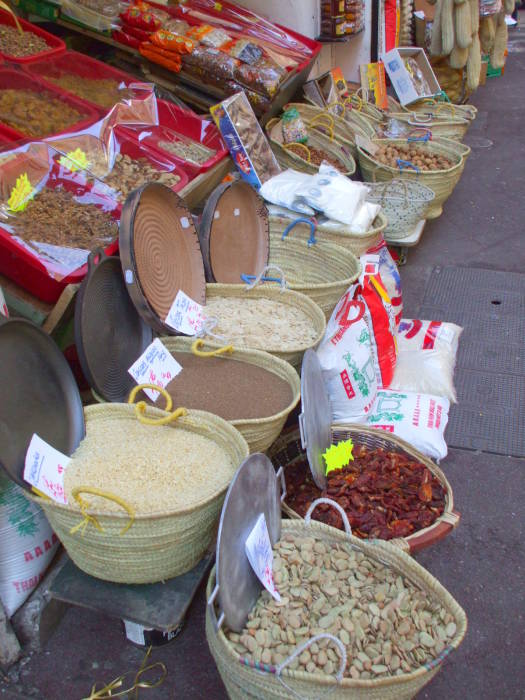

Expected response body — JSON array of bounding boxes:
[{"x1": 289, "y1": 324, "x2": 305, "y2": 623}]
[
  {"x1": 206, "y1": 454, "x2": 467, "y2": 700},
  {"x1": 357, "y1": 137, "x2": 463, "y2": 219}
]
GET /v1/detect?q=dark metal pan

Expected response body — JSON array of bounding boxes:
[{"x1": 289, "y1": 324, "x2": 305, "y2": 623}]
[
  {"x1": 0, "y1": 317, "x2": 84, "y2": 490},
  {"x1": 119, "y1": 182, "x2": 206, "y2": 335},
  {"x1": 198, "y1": 179, "x2": 269, "y2": 284},
  {"x1": 75, "y1": 249, "x2": 153, "y2": 403}
]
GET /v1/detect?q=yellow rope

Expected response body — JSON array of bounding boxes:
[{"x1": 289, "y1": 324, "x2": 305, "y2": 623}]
[
  {"x1": 127, "y1": 383, "x2": 187, "y2": 426},
  {"x1": 308, "y1": 113, "x2": 335, "y2": 141},
  {"x1": 282, "y1": 141, "x2": 311, "y2": 162},
  {"x1": 70, "y1": 487, "x2": 135, "y2": 537},
  {"x1": 191, "y1": 339, "x2": 234, "y2": 357},
  {"x1": 82, "y1": 646, "x2": 167, "y2": 699},
  {"x1": 0, "y1": 2, "x2": 23, "y2": 34}
]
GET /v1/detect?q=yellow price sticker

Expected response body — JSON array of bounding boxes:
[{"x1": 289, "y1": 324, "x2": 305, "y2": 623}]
[
  {"x1": 323, "y1": 439, "x2": 354, "y2": 475},
  {"x1": 59, "y1": 148, "x2": 89, "y2": 173},
  {"x1": 8, "y1": 173, "x2": 34, "y2": 212},
  {"x1": 214, "y1": 2, "x2": 222, "y2": 10}
]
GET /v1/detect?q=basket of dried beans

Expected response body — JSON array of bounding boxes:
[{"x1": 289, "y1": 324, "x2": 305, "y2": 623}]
[
  {"x1": 269, "y1": 425, "x2": 459, "y2": 554},
  {"x1": 206, "y1": 494, "x2": 467, "y2": 699}
]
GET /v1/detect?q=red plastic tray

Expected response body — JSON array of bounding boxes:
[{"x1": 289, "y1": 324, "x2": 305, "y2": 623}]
[
  {"x1": 0, "y1": 10, "x2": 66, "y2": 64},
  {"x1": 0, "y1": 154, "x2": 120, "y2": 304},
  {"x1": 0, "y1": 68, "x2": 100, "y2": 141},
  {"x1": 120, "y1": 100, "x2": 227, "y2": 177},
  {"x1": 24, "y1": 50, "x2": 151, "y2": 115}
]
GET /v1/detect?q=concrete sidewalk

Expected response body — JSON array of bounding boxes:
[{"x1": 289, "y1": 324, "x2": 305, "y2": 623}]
[{"x1": 2, "y1": 22, "x2": 525, "y2": 700}]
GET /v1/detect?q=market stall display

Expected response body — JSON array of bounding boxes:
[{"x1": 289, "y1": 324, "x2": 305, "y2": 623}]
[
  {"x1": 206, "y1": 457, "x2": 466, "y2": 698},
  {"x1": 0, "y1": 9, "x2": 65, "y2": 63},
  {"x1": 0, "y1": 144, "x2": 120, "y2": 303},
  {"x1": 0, "y1": 70, "x2": 99, "y2": 140},
  {"x1": 24, "y1": 51, "x2": 145, "y2": 111}
]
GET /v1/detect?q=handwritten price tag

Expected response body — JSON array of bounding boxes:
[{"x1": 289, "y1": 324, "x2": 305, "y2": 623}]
[
  {"x1": 245, "y1": 513, "x2": 280, "y2": 602},
  {"x1": 165, "y1": 290, "x2": 205, "y2": 336},
  {"x1": 0, "y1": 286, "x2": 8, "y2": 317},
  {"x1": 24, "y1": 434, "x2": 70, "y2": 504},
  {"x1": 128, "y1": 338, "x2": 182, "y2": 401}
]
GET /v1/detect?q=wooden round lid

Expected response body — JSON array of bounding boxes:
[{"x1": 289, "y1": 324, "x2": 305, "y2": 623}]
[
  {"x1": 120, "y1": 183, "x2": 206, "y2": 334},
  {"x1": 199, "y1": 180, "x2": 269, "y2": 284}
]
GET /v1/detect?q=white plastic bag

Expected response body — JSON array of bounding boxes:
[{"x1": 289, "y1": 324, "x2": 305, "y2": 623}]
[
  {"x1": 351, "y1": 202, "x2": 382, "y2": 234},
  {"x1": 295, "y1": 163, "x2": 370, "y2": 225},
  {"x1": 364, "y1": 240, "x2": 403, "y2": 325},
  {"x1": 259, "y1": 169, "x2": 316, "y2": 215},
  {"x1": 391, "y1": 319, "x2": 463, "y2": 402},
  {"x1": 317, "y1": 296, "x2": 378, "y2": 422},
  {"x1": 0, "y1": 473, "x2": 59, "y2": 617},
  {"x1": 367, "y1": 389, "x2": 450, "y2": 461}
]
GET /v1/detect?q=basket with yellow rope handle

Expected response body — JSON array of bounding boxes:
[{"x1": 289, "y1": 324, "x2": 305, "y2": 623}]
[
  {"x1": 282, "y1": 103, "x2": 362, "y2": 158},
  {"x1": 28, "y1": 386, "x2": 249, "y2": 583},
  {"x1": 344, "y1": 88, "x2": 385, "y2": 124},
  {"x1": 265, "y1": 117, "x2": 356, "y2": 176},
  {"x1": 157, "y1": 337, "x2": 301, "y2": 453}
]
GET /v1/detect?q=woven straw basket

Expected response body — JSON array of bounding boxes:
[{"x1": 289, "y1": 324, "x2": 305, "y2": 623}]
[
  {"x1": 269, "y1": 212, "x2": 387, "y2": 258},
  {"x1": 160, "y1": 337, "x2": 300, "y2": 453},
  {"x1": 29, "y1": 403, "x2": 249, "y2": 584},
  {"x1": 408, "y1": 100, "x2": 477, "y2": 122},
  {"x1": 345, "y1": 90, "x2": 385, "y2": 124},
  {"x1": 265, "y1": 119, "x2": 356, "y2": 177},
  {"x1": 357, "y1": 138, "x2": 463, "y2": 219},
  {"x1": 283, "y1": 102, "x2": 367, "y2": 159},
  {"x1": 366, "y1": 179, "x2": 435, "y2": 240},
  {"x1": 268, "y1": 233, "x2": 361, "y2": 320},
  {"x1": 206, "y1": 520, "x2": 467, "y2": 699},
  {"x1": 204, "y1": 283, "x2": 326, "y2": 371},
  {"x1": 387, "y1": 112, "x2": 469, "y2": 142},
  {"x1": 268, "y1": 426, "x2": 460, "y2": 554}
]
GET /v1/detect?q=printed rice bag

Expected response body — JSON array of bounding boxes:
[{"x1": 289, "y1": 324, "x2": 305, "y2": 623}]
[
  {"x1": 367, "y1": 389, "x2": 450, "y2": 461},
  {"x1": 317, "y1": 297, "x2": 378, "y2": 422}
]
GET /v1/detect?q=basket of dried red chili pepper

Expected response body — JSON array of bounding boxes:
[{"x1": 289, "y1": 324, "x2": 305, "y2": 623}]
[
  {"x1": 269, "y1": 350, "x2": 459, "y2": 554},
  {"x1": 269, "y1": 425, "x2": 459, "y2": 554}
]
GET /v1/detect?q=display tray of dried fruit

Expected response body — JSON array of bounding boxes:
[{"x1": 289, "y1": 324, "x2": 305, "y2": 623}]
[
  {"x1": 0, "y1": 9, "x2": 66, "y2": 64},
  {"x1": 0, "y1": 150, "x2": 121, "y2": 303},
  {"x1": 269, "y1": 425, "x2": 460, "y2": 554},
  {"x1": 119, "y1": 100, "x2": 228, "y2": 177},
  {"x1": 48, "y1": 131, "x2": 189, "y2": 202},
  {"x1": 23, "y1": 50, "x2": 149, "y2": 115},
  {"x1": 0, "y1": 69, "x2": 99, "y2": 141}
]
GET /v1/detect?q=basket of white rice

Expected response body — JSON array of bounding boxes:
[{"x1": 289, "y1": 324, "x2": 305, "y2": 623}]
[
  {"x1": 203, "y1": 283, "x2": 326, "y2": 370},
  {"x1": 29, "y1": 389, "x2": 249, "y2": 584}
]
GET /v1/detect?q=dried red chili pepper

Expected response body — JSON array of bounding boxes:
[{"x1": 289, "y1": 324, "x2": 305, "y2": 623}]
[{"x1": 284, "y1": 448, "x2": 446, "y2": 541}]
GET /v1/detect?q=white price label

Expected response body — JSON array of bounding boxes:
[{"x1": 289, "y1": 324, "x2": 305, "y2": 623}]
[
  {"x1": 245, "y1": 513, "x2": 280, "y2": 602},
  {"x1": 128, "y1": 338, "x2": 182, "y2": 401},
  {"x1": 165, "y1": 290, "x2": 205, "y2": 336},
  {"x1": 24, "y1": 434, "x2": 70, "y2": 504},
  {"x1": 0, "y1": 286, "x2": 8, "y2": 317}
]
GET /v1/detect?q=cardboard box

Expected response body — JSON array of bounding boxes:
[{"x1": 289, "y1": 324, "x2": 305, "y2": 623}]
[
  {"x1": 381, "y1": 47, "x2": 441, "y2": 106},
  {"x1": 479, "y1": 60, "x2": 489, "y2": 86}
]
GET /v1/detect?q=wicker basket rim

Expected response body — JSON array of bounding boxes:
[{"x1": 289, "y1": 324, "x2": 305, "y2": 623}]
[
  {"x1": 269, "y1": 211, "x2": 388, "y2": 240},
  {"x1": 159, "y1": 337, "x2": 301, "y2": 428},
  {"x1": 366, "y1": 181, "x2": 435, "y2": 204},
  {"x1": 270, "y1": 424, "x2": 456, "y2": 545},
  {"x1": 267, "y1": 126, "x2": 356, "y2": 175},
  {"x1": 269, "y1": 234, "x2": 361, "y2": 291},
  {"x1": 30, "y1": 403, "x2": 249, "y2": 521},
  {"x1": 205, "y1": 283, "x2": 326, "y2": 353},
  {"x1": 207, "y1": 515, "x2": 468, "y2": 688}
]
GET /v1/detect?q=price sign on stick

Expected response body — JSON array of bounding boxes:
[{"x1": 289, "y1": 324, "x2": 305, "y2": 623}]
[
  {"x1": 128, "y1": 338, "x2": 183, "y2": 401},
  {"x1": 24, "y1": 434, "x2": 70, "y2": 504},
  {"x1": 165, "y1": 290, "x2": 205, "y2": 335},
  {"x1": 245, "y1": 513, "x2": 281, "y2": 601}
]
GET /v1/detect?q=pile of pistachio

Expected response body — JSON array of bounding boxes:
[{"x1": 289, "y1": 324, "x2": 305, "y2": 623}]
[{"x1": 226, "y1": 534, "x2": 457, "y2": 680}]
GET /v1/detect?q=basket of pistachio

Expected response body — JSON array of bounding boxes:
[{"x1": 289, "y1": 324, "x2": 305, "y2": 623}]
[{"x1": 206, "y1": 456, "x2": 467, "y2": 699}]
